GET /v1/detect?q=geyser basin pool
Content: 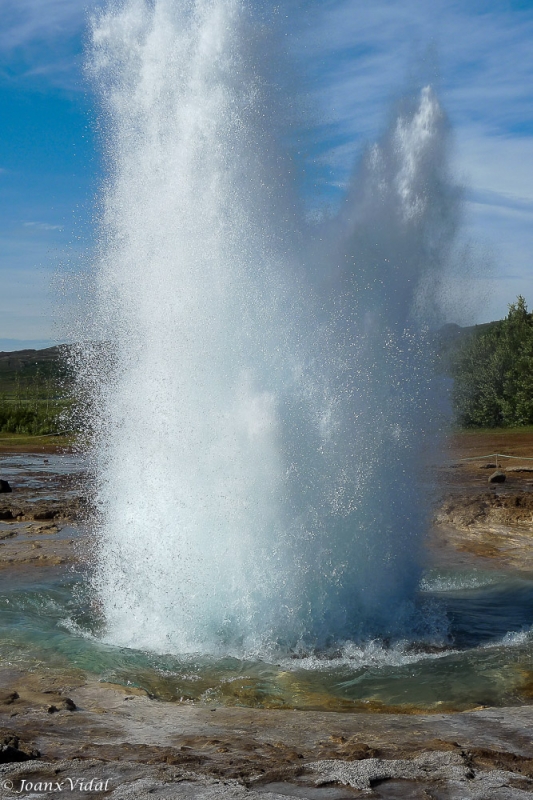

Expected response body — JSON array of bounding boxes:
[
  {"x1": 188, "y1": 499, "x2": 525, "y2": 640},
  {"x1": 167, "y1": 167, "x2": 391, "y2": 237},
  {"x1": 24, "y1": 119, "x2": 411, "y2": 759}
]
[
  {"x1": 1, "y1": 559, "x2": 533, "y2": 712},
  {"x1": 77, "y1": 0, "x2": 462, "y2": 657}
]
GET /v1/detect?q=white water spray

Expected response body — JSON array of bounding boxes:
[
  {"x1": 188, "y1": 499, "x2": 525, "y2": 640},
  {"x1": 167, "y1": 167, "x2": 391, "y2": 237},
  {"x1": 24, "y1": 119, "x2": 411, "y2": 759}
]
[{"x1": 83, "y1": 0, "x2": 459, "y2": 656}]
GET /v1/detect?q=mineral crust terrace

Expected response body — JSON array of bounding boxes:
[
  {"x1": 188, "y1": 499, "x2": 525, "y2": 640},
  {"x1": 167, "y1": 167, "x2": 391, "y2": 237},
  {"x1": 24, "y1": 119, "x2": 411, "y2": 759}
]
[
  {"x1": 1, "y1": 446, "x2": 533, "y2": 798},
  {"x1": 2, "y1": 676, "x2": 533, "y2": 799}
]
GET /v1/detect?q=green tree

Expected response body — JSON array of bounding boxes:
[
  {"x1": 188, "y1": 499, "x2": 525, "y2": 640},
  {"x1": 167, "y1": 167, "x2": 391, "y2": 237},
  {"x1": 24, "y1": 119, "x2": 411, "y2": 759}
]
[{"x1": 451, "y1": 296, "x2": 533, "y2": 427}]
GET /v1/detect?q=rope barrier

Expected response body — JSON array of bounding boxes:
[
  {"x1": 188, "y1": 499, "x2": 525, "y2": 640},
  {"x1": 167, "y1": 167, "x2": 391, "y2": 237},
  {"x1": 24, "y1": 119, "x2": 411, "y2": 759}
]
[
  {"x1": 0, "y1": 432, "x2": 72, "y2": 441},
  {"x1": 459, "y1": 453, "x2": 533, "y2": 462}
]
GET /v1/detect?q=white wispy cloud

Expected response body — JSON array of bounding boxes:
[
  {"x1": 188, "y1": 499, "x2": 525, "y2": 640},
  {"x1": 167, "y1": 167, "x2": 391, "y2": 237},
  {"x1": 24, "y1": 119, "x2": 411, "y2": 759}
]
[
  {"x1": 0, "y1": 0, "x2": 89, "y2": 51},
  {"x1": 294, "y1": 0, "x2": 533, "y2": 320},
  {"x1": 23, "y1": 221, "x2": 64, "y2": 231},
  {"x1": 0, "y1": 0, "x2": 105, "y2": 90},
  {"x1": 298, "y1": 0, "x2": 533, "y2": 162},
  {"x1": 456, "y1": 131, "x2": 533, "y2": 200},
  {"x1": 467, "y1": 190, "x2": 533, "y2": 216}
]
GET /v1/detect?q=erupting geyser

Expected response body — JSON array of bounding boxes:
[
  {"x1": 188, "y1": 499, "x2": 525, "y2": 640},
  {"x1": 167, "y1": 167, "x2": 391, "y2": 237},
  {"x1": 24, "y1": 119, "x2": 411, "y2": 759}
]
[{"x1": 82, "y1": 0, "x2": 460, "y2": 656}]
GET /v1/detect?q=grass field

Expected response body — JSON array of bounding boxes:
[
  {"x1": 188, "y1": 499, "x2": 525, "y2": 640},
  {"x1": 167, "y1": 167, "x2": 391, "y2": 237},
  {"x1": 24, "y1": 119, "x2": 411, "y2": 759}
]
[
  {"x1": 0, "y1": 432, "x2": 75, "y2": 453},
  {"x1": 0, "y1": 346, "x2": 73, "y2": 437}
]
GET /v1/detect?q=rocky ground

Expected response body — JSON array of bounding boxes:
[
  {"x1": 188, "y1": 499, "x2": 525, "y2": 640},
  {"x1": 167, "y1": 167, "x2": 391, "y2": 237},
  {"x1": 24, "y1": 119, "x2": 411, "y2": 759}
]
[
  {"x1": 2, "y1": 677, "x2": 533, "y2": 799},
  {"x1": 0, "y1": 458, "x2": 87, "y2": 570},
  {"x1": 0, "y1": 434, "x2": 532, "y2": 798},
  {"x1": 431, "y1": 430, "x2": 533, "y2": 572}
]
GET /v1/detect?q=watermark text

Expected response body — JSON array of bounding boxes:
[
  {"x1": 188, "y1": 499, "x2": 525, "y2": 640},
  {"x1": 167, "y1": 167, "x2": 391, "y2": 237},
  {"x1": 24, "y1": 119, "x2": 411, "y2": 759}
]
[{"x1": 2, "y1": 777, "x2": 111, "y2": 793}]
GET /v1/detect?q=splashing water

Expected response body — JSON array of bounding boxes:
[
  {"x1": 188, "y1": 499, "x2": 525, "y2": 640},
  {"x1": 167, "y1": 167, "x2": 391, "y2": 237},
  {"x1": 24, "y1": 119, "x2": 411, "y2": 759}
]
[{"x1": 82, "y1": 0, "x2": 460, "y2": 657}]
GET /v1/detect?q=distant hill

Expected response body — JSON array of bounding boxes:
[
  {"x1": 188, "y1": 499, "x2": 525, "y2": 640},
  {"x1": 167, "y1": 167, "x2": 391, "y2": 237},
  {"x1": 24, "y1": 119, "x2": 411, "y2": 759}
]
[
  {"x1": 0, "y1": 345, "x2": 71, "y2": 397},
  {"x1": 438, "y1": 319, "x2": 499, "y2": 344},
  {"x1": 436, "y1": 320, "x2": 500, "y2": 370},
  {"x1": 0, "y1": 325, "x2": 502, "y2": 394},
  {"x1": 0, "y1": 345, "x2": 74, "y2": 435}
]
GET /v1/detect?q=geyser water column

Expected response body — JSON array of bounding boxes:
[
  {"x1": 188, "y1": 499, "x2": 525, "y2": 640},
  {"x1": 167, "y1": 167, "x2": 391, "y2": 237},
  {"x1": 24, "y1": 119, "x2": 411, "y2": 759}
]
[{"x1": 86, "y1": 0, "x2": 459, "y2": 656}]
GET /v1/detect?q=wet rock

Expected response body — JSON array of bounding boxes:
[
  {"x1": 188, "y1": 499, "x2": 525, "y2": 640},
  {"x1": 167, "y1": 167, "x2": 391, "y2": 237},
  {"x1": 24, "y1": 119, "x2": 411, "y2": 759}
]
[
  {"x1": 28, "y1": 501, "x2": 79, "y2": 522},
  {"x1": 32, "y1": 509, "x2": 57, "y2": 521},
  {"x1": 35, "y1": 524, "x2": 59, "y2": 534},
  {"x1": 62, "y1": 698, "x2": 77, "y2": 711},
  {"x1": 0, "y1": 480, "x2": 12, "y2": 493},
  {"x1": 0, "y1": 499, "x2": 80, "y2": 526},
  {"x1": 0, "y1": 733, "x2": 40, "y2": 764},
  {"x1": 436, "y1": 490, "x2": 533, "y2": 530},
  {"x1": 308, "y1": 751, "x2": 533, "y2": 797},
  {"x1": 0, "y1": 691, "x2": 19, "y2": 705},
  {"x1": 488, "y1": 471, "x2": 506, "y2": 484},
  {"x1": 310, "y1": 751, "x2": 469, "y2": 790}
]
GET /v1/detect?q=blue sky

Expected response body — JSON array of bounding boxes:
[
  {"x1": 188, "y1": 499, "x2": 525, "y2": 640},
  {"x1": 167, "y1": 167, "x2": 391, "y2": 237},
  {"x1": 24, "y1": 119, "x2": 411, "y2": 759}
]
[{"x1": 1, "y1": 0, "x2": 533, "y2": 349}]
